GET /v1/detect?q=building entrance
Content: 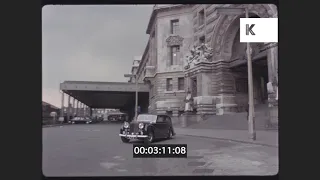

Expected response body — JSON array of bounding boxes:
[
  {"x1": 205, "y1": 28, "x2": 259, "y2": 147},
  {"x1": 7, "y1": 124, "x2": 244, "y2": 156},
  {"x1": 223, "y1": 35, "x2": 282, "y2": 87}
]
[{"x1": 231, "y1": 56, "x2": 268, "y2": 111}]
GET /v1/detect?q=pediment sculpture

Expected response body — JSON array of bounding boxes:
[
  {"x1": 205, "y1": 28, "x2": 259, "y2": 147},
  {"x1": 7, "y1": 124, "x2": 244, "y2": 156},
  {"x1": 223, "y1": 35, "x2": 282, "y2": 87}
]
[
  {"x1": 184, "y1": 89, "x2": 194, "y2": 112},
  {"x1": 166, "y1": 35, "x2": 184, "y2": 47},
  {"x1": 184, "y1": 43, "x2": 214, "y2": 70}
]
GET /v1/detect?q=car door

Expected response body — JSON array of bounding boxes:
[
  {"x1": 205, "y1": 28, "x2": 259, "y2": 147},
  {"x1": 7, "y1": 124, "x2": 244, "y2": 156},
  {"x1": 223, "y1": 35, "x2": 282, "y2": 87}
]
[{"x1": 155, "y1": 115, "x2": 166, "y2": 137}]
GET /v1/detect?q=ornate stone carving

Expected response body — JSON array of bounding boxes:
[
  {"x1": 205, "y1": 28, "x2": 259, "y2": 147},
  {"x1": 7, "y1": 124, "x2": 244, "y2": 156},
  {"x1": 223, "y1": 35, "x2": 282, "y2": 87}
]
[
  {"x1": 184, "y1": 43, "x2": 214, "y2": 69},
  {"x1": 205, "y1": 36, "x2": 212, "y2": 43},
  {"x1": 205, "y1": 4, "x2": 212, "y2": 9},
  {"x1": 241, "y1": 43, "x2": 261, "y2": 60},
  {"x1": 206, "y1": 24, "x2": 215, "y2": 35},
  {"x1": 206, "y1": 7, "x2": 215, "y2": 17},
  {"x1": 166, "y1": 35, "x2": 184, "y2": 47},
  {"x1": 212, "y1": 4, "x2": 273, "y2": 59},
  {"x1": 206, "y1": 14, "x2": 219, "y2": 25},
  {"x1": 184, "y1": 90, "x2": 194, "y2": 112}
]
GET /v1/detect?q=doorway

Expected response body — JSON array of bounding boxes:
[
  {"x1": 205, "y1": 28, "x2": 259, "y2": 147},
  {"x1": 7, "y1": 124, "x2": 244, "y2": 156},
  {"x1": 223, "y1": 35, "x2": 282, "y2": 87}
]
[{"x1": 231, "y1": 56, "x2": 269, "y2": 109}]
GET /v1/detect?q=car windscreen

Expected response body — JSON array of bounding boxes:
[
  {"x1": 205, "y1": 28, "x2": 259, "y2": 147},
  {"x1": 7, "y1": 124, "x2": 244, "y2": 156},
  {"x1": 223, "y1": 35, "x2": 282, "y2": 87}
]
[{"x1": 136, "y1": 115, "x2": 157, "y2": 122}]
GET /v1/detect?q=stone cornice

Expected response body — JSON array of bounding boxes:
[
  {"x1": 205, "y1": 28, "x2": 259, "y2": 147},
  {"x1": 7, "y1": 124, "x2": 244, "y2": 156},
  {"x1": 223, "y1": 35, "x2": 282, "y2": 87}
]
[
  {"x1": 136, "y1": 42, "x2": 150, "y2": 78},
  {"x1": 184, "y1": 60, "x2": 233, "y2": 76},
  {"x1": 146, "y1": 4, "x2": 189, "y2": 34}
]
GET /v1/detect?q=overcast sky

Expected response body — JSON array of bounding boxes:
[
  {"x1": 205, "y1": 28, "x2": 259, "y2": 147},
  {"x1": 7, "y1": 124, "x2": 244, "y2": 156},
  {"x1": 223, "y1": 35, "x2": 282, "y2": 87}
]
[{"x1": 42, "y1": 5, "x2": 154, "y2": 107}]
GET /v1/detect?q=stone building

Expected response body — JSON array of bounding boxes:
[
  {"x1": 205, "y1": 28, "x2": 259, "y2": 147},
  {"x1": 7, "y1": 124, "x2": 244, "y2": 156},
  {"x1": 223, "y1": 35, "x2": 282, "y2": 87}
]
[
  {"x1": 131, "y1": 4, "x2": 278, "y2": 123},
  {"x1": 128, "y1": 56, "x2": 142, "y2": 83}
]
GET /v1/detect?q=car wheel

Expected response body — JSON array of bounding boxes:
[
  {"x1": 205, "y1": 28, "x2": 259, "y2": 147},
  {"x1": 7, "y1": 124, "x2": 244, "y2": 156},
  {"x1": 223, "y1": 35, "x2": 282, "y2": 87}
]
[
  {"x1": 72, "y1": 121, "x2": 75, "y2": 124},
  {"x1": 167, "y1": 128, "x2": 173, "y2": 139},
  {"x1": 121, "y1": 137, "x2": 130, "y2": 143},
  {"x1": 144, "y1": 131, "x2": 154, "y2": 144}
]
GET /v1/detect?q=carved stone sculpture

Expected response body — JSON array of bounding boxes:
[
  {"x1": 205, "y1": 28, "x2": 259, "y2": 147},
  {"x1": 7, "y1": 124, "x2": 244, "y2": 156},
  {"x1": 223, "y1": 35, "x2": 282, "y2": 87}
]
[
  {"x1": 166, "y1": 35, "x2": 184, "y2": 47},
  {"x1": 184, "y1": 90, "x2": 194, "y2": 112},
  {"x1": 184, "y1": 43, "x2": 214, "y2": 69}
]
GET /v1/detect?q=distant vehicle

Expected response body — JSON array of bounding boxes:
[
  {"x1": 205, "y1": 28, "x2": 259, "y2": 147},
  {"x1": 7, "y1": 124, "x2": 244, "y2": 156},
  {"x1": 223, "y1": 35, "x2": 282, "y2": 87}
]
[
  {"x1": 69, "y1": 116, "x2": 93, "y2": 124},
  {"x1": 108, "y1": 112, "x2": 127, "y2": 122},
  {"x1": 91, "y1": 115, "x2": 103, "y2": 123},
  {"x1": 119, "y1": 114, "x2": 175, "y2": 144}
]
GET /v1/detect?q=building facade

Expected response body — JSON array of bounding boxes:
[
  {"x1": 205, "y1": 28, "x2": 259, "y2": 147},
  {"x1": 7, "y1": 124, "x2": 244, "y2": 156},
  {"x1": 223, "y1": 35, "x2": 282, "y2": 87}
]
[
  {"x1": 131, "y1": 4, "x2": 278, "y2": 123},
  {"x1": 128, "y1": 56, "x2": 142, "y2": 83},
  {"x1": 42, "y1": 101, "x2": 60, "y2": 120}
]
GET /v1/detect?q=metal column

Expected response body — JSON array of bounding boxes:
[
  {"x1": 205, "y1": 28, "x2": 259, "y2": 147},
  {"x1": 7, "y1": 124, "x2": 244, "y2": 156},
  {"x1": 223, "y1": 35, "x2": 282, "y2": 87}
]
[{"x1": 245, "y1": 8, "x2": 256, "y2": 141}]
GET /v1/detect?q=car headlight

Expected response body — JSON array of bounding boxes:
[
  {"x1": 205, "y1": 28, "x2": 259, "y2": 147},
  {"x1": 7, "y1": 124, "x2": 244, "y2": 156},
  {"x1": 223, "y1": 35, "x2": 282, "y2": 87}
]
[
  {"x1": 123, "y1": 122, "x2": 129, "y2": 128},
  {"x1": 139, "y1": 123, "x2": 144, "y2": 129}
]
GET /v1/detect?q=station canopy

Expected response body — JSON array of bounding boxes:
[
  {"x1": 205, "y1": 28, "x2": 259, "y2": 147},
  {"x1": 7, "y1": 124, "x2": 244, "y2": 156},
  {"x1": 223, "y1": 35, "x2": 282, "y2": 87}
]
[{"x1": 60, "y1": 81, "x2": 149, "y2": 109}]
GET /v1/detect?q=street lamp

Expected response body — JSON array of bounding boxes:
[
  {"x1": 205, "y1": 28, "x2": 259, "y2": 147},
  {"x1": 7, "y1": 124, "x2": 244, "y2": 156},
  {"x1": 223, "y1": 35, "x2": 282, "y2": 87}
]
[
  {"x1": 216, "y1": 7, "x2": 256, "y2": 141},
  {"x1": 124, "y1": 73, "x2": 138, "y2": 121}
]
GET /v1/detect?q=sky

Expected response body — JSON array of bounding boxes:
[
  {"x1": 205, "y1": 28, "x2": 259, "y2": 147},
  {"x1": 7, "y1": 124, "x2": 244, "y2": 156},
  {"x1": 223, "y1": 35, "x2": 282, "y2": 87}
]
[{"x1": 42, "y1": 5, "x2": 154, "y2": 107}]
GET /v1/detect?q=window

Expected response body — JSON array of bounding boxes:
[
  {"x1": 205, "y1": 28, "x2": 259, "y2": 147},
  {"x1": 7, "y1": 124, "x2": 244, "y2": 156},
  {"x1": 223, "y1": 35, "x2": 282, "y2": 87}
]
[
  {"x1": 170, "y1": 19, "x2": 179, "y2": 34},
  {"x1": 199, "y1": 36, "x2": 205, "y2": 44},
  {"x1": 170, "y1": 45, "x2": 180, "y2": 65},
  {"x1": 165, "y1": 116, "x2": 172, "y2": 123},
  {"x1": 166, "y1": 78, "x2": 173, "y2": 91},
  {"x1": 199, "y1": 9, "x2": 205, "y2": 26},
  {"x1": 157, "y1": 116, "x2": 165, "y2": 123},
  {"x1": 178, "y1": 77, "x2": 184, "y2": 90}
]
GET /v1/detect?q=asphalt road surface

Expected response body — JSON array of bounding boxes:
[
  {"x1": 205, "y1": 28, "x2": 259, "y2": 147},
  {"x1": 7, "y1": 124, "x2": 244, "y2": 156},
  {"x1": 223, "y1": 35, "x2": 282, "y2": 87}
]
[{"x1": 43, "y1": 122, "x2": 278, "y2": 176}]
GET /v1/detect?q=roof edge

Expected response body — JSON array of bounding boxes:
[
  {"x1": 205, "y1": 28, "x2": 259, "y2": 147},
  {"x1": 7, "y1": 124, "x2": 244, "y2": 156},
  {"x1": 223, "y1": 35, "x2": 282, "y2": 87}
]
[{"x1": 146, "y1": 4, "x2": 187, "y2": 34}]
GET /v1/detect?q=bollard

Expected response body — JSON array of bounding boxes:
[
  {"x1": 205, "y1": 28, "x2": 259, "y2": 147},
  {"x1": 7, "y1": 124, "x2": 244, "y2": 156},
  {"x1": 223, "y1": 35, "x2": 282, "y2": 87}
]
[{"x1": 181, "y1": 113, "x2": 189, "y2": 128}]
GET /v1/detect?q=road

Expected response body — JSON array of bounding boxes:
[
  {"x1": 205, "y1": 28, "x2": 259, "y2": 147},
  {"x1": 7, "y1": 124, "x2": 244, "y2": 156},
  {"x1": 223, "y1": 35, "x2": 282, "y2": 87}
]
[{"x1": 42, "y1": 122, "x2": 278, "y2": 176}]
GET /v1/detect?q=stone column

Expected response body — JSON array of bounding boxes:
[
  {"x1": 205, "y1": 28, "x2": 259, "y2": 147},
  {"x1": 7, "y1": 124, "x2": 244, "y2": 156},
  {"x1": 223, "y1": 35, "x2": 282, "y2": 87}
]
[
  {"x1": 212, "y1": 62, "x2": 237, "y2": 115},
  {"x1": 76, "y1": 100, "x2": 79, "y2": 116},
  {"x1": 84, "y1": 105, "x2": 87, "y2": 116},
  {"x1": 67, "y1": 95, "x2": 71, "y2": 121},
  {"x1": 81, "y1": 103, "x2": 84, "y2": 117},
  {"x1": 60, "y1": 92, "x2": 64, "y2": 118},
  {"x1": 267, "y1": 45, "x2": 278, "y2": 126},
  {"x1": 72, "y1": 97, "x2": 75, "y2": 116},
  {"x1": 196, "y1": 72, "x2": 216, "y2": 115}
]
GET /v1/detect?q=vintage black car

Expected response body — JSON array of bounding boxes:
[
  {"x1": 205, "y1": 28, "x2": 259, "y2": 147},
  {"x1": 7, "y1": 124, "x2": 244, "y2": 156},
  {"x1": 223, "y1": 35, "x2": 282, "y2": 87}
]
[{"x1": 119, "y1": 114, "x2": 175, "y2": 144}]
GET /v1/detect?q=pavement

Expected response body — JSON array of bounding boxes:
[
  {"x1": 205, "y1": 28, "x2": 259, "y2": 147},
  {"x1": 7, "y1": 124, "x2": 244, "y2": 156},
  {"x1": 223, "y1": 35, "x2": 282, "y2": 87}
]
[
  {"x1": 174, "y1": 128, "x2": 278, "y2": 148},
  {"x1": 43, "y1": 123, "x2": 69, "y2": 128},
  {"x1": 42, "y1": 122, "x2": 278, "y2": 176}
]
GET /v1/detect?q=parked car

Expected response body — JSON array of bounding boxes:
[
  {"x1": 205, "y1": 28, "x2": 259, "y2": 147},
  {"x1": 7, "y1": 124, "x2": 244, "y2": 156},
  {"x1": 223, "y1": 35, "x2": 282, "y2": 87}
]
[
  {"x1": 69, "y1": 116, "x2": 93, "y2": 124},
  {"x1": 108, "y1": 112, "x2": 127, "y2": 122},
  {"x1": 90, "y1": 115, "x2": 103, "y2": 124},
  {"x1": 119, "y1": 114, "x2": 175, "y2": 144}
]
